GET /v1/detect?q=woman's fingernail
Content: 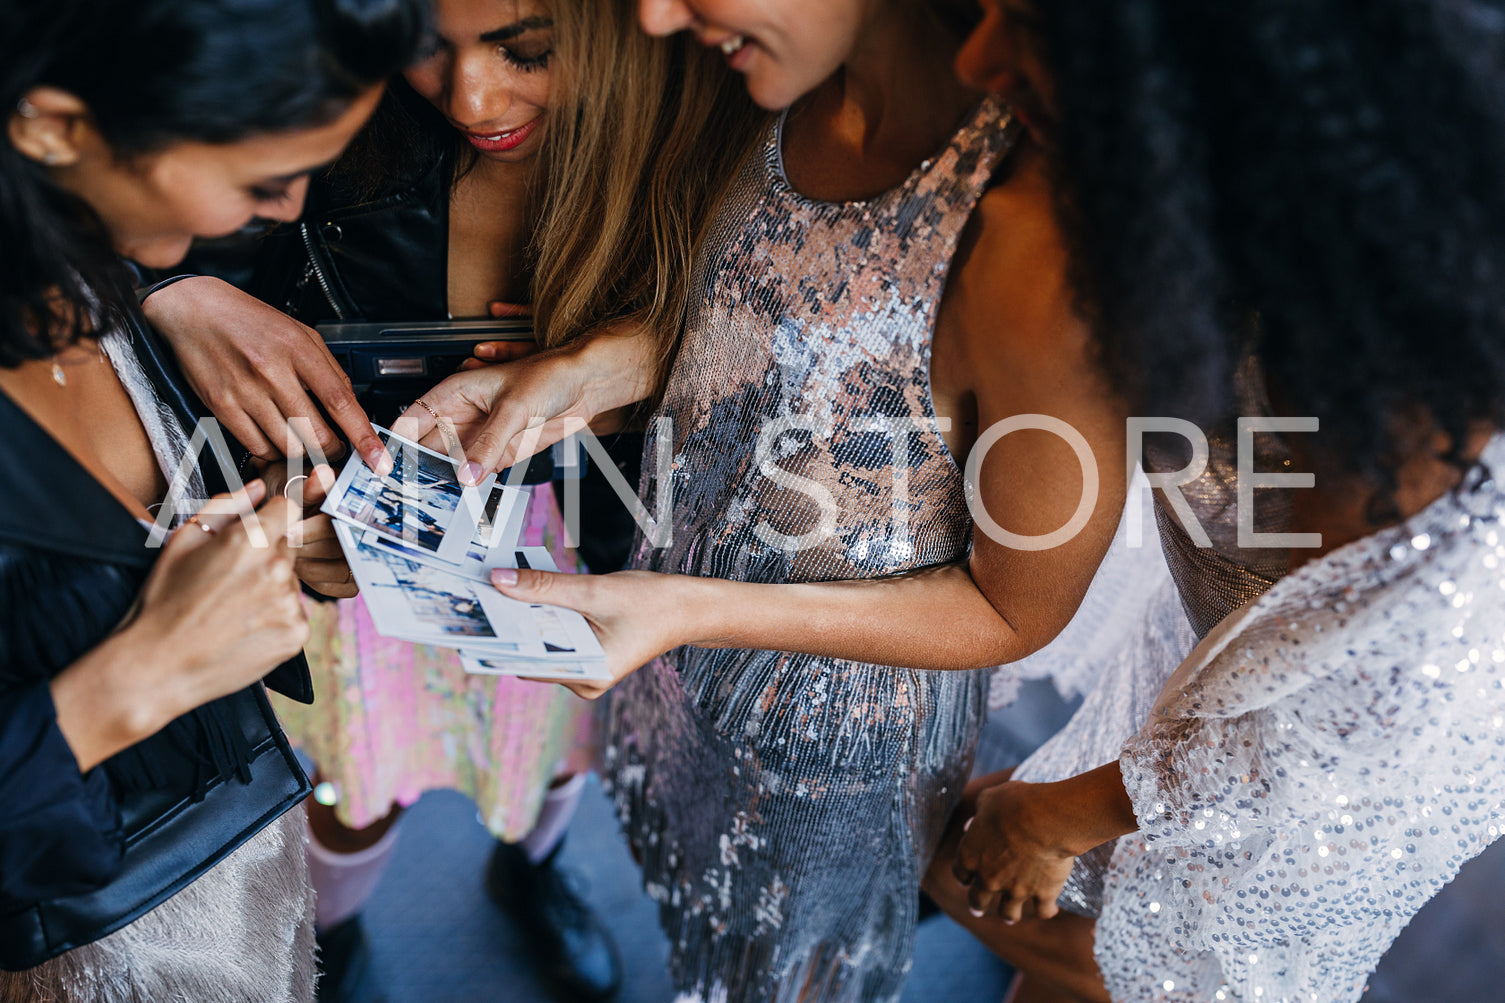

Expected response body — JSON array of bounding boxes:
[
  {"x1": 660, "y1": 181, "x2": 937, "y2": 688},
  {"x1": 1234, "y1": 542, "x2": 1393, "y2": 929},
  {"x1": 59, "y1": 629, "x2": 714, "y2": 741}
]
[
  {"x1": 968, "y1": 907, "x2": 986, "y2": 918},
  {"x1": 370, "y1": 450, "x2": 394, "y2": 476},
  {"x1": 963, "y1": 816, "x2": 974, "y2": 832},
  {"x1": 491, "y1": 569, "x2": 518, "y2": 587},
  {"x1": 475, "y1": 342, "x2": 496, "y2": 358},
  {"x1": 1003, "y1": 919, "x2": 1017, "y2": 926},
  {"x1": 460, "y1": 461, "x2": 485, "y2": 485}
]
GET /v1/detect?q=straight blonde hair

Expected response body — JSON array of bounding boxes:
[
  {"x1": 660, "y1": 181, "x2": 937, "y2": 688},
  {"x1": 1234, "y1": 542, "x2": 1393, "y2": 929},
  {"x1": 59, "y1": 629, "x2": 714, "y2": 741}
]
[{"x1": 529, "y1": 0, "x2": 765, "y2": 394}]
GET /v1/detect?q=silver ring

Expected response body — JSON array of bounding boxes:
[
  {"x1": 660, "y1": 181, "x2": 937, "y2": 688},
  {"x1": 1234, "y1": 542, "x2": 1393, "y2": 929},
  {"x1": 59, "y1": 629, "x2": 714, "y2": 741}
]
[
  {"x1": 284, "y1": 474, "x2": 310, "y2": 501},
  {"x1": 187, "y1": 516, "x2": 215, "y2": 535}
]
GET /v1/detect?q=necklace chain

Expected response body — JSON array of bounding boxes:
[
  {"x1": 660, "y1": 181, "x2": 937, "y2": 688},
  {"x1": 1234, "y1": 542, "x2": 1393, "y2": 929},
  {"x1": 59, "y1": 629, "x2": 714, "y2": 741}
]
[{"x1": 50, "y1": 342, "x2": 107, "y2": 387}]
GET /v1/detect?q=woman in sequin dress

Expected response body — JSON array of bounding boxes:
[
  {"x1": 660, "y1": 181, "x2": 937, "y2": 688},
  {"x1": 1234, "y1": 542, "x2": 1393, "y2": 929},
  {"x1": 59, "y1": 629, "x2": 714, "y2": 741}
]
[
  {"x1": 923, "y1": 2, "x2": 1505, "y2": 1001},
  {"x1": 403, "y1": 2, "x2": 1134, "y2": 999}
]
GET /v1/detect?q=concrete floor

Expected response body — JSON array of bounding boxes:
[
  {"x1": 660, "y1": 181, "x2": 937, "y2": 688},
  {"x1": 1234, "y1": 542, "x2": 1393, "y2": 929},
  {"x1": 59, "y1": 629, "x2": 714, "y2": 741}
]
[{"x1": 349, "y1": 681, "x2": 1505, "y2": 1002}]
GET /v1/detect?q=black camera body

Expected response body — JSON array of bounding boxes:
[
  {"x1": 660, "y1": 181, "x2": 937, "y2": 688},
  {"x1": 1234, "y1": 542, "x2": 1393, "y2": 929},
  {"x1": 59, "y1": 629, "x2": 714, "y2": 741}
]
[{"x1": 316, "y1": 318, "x2": 533, "y2": 424}]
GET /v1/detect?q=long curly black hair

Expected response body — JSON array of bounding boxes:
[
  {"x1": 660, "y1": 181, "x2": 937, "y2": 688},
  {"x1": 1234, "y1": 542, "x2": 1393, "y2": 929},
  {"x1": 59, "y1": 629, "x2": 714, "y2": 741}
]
[{"x1": 1035, "y1": 0, "x2": 1505, "y2": 482}]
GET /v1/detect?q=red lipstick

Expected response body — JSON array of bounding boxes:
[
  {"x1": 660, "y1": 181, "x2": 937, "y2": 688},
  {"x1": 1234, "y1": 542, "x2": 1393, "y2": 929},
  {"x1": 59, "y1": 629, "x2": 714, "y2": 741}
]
[{"x1": 462, "y1": 115, "x2": 541, "y2": 154}]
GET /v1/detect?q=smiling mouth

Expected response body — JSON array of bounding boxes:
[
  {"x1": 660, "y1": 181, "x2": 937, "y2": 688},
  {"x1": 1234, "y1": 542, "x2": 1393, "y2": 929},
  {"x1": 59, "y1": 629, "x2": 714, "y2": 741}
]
[
  {"x1": 469, "y1": 124, "x2": 523, "y2": 142},
  {"x1": 460, "y1": 116, "x2": 542, "y2": 153}
]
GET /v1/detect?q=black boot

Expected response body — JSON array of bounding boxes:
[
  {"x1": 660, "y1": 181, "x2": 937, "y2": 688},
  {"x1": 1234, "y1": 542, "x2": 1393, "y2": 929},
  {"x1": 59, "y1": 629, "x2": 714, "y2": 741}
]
[
  {"x1": 486, "y1": 840, "x2": 623, "y2": 1002},
  {"x1": 314, "y1": 916, "x2": 380, "y2": 1003}
]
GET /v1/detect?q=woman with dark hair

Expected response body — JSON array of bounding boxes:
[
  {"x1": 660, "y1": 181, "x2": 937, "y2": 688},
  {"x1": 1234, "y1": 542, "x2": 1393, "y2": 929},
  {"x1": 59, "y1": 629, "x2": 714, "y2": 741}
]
[
  {"x1": 925, "y1": 2, "x2": 1505, "y2": 1001},
  {"x1": 0, "y1": 0, "x2": 423, "y2": 999}
]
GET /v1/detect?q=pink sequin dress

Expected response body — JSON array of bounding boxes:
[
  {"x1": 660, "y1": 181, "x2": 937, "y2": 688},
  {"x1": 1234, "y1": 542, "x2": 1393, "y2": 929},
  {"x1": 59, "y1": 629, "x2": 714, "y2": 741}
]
[{"x1": 270, "y1": 484, "x2": 596, "y2": 838}]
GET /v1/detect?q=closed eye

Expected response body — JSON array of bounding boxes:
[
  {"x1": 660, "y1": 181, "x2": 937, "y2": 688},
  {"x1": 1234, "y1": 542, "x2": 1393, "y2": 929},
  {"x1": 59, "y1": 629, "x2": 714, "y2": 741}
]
[
  {"x1": 480, "y1": 16, "x2": 553, "y2": 72},
  {"x1": 500, "y1": 44, "x2": 551, "y2": 72},
  {"x1": 250, "y1": 185, "x2": 293, "y2": 204}
]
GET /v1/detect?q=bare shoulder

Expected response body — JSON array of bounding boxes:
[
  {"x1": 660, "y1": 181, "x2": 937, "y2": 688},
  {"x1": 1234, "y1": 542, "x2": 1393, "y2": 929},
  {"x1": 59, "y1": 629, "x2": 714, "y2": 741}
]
[
  {"x1": 935, "y1": 144, "x2": 1112, "y2": 422},
  {"x1": 949, "y1": 148, "x2": 1088, "y2": 369}
]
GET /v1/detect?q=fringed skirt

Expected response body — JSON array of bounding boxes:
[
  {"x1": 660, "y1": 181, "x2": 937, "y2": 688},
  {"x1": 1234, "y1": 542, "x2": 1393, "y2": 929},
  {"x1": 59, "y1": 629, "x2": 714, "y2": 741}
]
[
  {"x1": 605, "y1": 646, "x2": 988, "y2": 1003},
  {"x1": 0, "y1": 805, "x2": 316, "y2": 1003}
]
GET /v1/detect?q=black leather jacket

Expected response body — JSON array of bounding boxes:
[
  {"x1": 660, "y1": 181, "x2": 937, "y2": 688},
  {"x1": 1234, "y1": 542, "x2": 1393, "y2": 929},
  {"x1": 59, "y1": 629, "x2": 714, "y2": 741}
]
[
  {"x1": 0, "y1": 314, "x2": 312, "y2": 972},
  {"x1": 252, "y1": 151, "x2": 451, "y2": 326}
]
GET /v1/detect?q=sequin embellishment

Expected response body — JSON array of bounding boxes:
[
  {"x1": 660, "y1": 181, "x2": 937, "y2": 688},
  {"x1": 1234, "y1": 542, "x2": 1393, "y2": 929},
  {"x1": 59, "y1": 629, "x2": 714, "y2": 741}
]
[{"x1": 605, "y1": 100, "x2": 1014, "y2": 1003}]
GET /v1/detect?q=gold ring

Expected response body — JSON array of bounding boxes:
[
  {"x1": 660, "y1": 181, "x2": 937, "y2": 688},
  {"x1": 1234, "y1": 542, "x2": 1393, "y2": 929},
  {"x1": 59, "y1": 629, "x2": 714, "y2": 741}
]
[{"x1": 414, "y1": 398, "x2": 460, "y2": 452}]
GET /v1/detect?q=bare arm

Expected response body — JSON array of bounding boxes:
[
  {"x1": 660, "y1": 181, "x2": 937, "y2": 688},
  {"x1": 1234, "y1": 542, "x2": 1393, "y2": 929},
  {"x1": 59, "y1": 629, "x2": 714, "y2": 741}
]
[
  {"x1": 921, "y1": 768, "x2": 1112, "y2": 1003},
  {"x1": 937, "y1": 159, "x2": 1129, "y2": 667},
  {"x1": 143, "y1": 276, "x2": 390, "y2": 472},
  {"x1": 491, "y1": 561, "x2": 1014, "y2": 697},
  {"x1": 946, "y1": 763, "x2": 1137, "y2": 922}
]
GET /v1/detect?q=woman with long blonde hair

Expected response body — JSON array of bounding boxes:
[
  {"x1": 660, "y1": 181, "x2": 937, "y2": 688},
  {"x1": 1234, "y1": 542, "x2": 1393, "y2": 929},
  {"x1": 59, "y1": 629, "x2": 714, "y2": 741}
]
[
  {"x1": 143, "y1": 1, "x2": 759, "y2": 997},
  {"x1": 399, "y1": 0, "x2": 1132, "y2": 997}
]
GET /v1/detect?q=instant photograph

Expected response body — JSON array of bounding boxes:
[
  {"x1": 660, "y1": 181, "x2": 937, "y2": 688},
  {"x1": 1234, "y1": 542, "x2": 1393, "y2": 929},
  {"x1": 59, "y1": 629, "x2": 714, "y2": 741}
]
[{"x1": 323, "y1": 425, "x2": 496, "y2": 564}]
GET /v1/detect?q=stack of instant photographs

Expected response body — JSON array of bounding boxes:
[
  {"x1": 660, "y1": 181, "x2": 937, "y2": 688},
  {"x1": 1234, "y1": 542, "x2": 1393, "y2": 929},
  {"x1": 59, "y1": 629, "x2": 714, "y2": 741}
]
[{"x1": 321, "y1": 426, "x2": 611, "y2": 683}]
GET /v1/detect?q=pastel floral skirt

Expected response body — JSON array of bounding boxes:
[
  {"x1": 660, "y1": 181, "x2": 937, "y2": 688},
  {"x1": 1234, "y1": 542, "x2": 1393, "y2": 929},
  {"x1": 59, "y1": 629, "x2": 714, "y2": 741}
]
[{"x1": 270, "y1": 484, "x2": 597, "y2": 839}]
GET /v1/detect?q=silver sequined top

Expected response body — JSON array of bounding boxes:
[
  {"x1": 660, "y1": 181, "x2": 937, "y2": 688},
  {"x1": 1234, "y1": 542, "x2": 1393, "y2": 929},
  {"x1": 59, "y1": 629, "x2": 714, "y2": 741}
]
[
  {"x1": 1100, "y1": 434, "x2": 1505, "y2": 1003},
  {"x1": 647, "y1": 115, "x2": 1017, "y2": 590},
  {"x1": 605, "y1": 100, "x2": 1015, "y2": 1003},
  {"x1": 1150, "y1": 360, "x2": 1294, "y2": 638}
]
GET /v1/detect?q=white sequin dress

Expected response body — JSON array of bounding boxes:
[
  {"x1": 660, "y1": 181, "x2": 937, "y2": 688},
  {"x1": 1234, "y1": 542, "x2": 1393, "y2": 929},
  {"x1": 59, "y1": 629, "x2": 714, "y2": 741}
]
[{"x1": 1097, "y1": 433, "x2": 1505, "y2": 1002}]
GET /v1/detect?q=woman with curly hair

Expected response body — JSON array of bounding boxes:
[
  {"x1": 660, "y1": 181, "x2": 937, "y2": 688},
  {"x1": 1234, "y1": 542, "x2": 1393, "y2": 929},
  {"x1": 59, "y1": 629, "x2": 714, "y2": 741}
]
[{"x1": 927, "y1": 2, "x2": 1505, "y2": 1001}]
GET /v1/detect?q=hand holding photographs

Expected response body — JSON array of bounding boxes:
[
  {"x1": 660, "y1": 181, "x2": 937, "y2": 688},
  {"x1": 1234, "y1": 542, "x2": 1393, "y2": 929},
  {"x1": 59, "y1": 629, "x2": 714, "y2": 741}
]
[{"x1": 322, "y1": 427, "x2": 609, "y2": 681}]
